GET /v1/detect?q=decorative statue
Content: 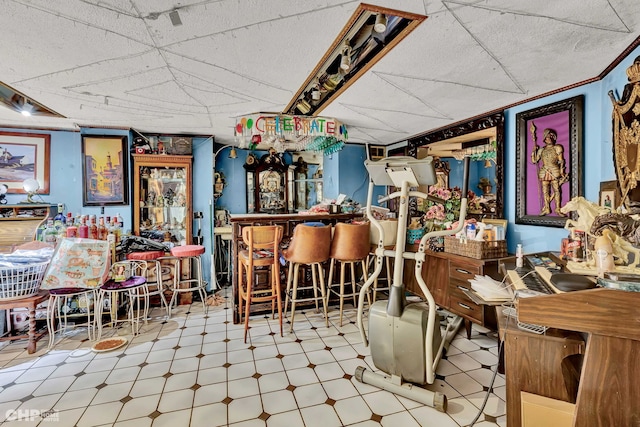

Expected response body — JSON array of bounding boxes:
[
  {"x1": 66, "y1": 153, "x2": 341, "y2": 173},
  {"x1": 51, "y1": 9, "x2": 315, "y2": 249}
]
[{"x1": 530, "y1": 125, "x2": 569, "y2": 216}]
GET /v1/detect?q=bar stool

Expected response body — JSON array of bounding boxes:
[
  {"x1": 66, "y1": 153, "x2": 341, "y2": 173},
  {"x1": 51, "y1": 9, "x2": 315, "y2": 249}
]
[
  {"x1": 95, "y1": 260, "x2": 148, "y2": 339},
  {"x1": 47, "y1": 288, "x2": 98, "y2": 349},
  {"x1": 238, "y1": 225, "x2": 283, "y2": 343},
  {"x1": 126, "y1": 250, "x2": 170, "y2": 319},
  {"x1": 326, "y1": 222, "x2": 371, "y2": 326},
  {"x1": 168, "y1": 245, "x2": 207, "y2": 316},
  {"x1": 283, "y1": 223, "x2": 331, "y2": 332}
]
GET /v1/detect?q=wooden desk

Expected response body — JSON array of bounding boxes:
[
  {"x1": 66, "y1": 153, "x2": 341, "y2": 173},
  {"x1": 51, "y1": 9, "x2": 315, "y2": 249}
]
[
  {"x1": 403, "y1": 248, "x2": 503, "y2": 338},
  {"x1": 497, "y1": 306, "x2": 585, "y2": 427},
  {"x1": 517, "y1": 288, "x2": 640, "y2": 427},
  {"x1": 0, "y1": 291, "x2": 49, "y2": 354}
]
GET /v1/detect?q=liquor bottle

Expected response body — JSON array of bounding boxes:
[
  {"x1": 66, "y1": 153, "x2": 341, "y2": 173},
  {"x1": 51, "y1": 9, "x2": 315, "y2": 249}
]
[
  {"x1": 66, "y1": 212, "x2": 74, "y2": 227},
  {"x1": 44, "y1": 219, "x2": 58, "y2": 244},
  {"x1": 98, "y1": 217, "x2": 108, "y2": 240},
  {"x1": 53, "y1": 203, "x2": 66, "y2": 224},
  {"x1": 89, "y1": 215, "x2": 98, "y2": 240},
  {"x1": 78, "y1": 216, "x2": 89, "y2": 238}
]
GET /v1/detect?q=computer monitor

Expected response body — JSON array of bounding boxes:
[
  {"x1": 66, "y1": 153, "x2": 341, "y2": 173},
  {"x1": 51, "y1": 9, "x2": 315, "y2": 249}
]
[{"x1": 364, "y1": 156, "x2": 437, "y2": 187}]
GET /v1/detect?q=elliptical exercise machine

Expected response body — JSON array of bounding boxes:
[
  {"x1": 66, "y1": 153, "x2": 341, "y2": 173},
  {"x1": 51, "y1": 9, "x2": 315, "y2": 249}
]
[{"x1": 355, "y1": 155, "x2": 471, "y2": 412}]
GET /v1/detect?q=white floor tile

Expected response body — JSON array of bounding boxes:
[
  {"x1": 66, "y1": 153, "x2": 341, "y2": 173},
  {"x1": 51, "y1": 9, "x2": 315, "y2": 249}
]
[
  {"x1": 197, "y1": 366, "x2": 227, "y2": 386},
  {"x1": 262, "y1": 389, "x2": 298, "y2": 415},
  {"x1": 157, "y1": 388, "x2": 195, "y2": 412},
  {"x1": 150, "y1": 408, "x2": 192, "y2": 427},
  {"x1": 191, "y1": 402, "x2": 228, "y2": 426},
  {"x1": 286, "y1": 367, "x2": 318, "y2": 387},
  {"x1": 193, "y1": 382, "x2": 227, "y2": 406},
  {"x1": 257, "y1": 371, "x2": 289, "y2": 394},
  {"x1": 117, "y1": 393, "x2": 160, "y2": 421},
  {"x1": 227, "y1": 377, "x2": 259, "y2": 399},
  {"x1": 92, "y1": 381, "x2": 134, "y2": 404},
  {"x1": 55, "y1": 388, "x2": 98, "y2": 411},
  {"x1": 129, "y1": 376, "x2": 166, "y2": 398},
  {"x1": 300, "y1": 404, "x2": 341, "y2": 427},
  {"x1": 334, "y1": 395, "x2": 372, "y2": 425},
  {"x1": 228, "y1": 395, "x2": 263, "y2": 424},
  {"x1": 266, "y1": 409, "x2": 304, "y2": 427},
  {"x1": 381, "y1": 410, "x2": 422, "y2": 426},
  {"x1": 164, "y1": 371, "x2": 198, "y2": 393},
  {"x1": 292, "y1": 383, "x2": 327, "y2": 408},
  {"x1": 76, "y1": 401, "x2": 123, "y2": 427}
]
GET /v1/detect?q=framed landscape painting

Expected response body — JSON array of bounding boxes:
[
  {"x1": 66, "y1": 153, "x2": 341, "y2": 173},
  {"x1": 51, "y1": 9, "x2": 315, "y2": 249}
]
[
  {"x1": 82, "y1": 135, "x2": 129, "y2": 206},
  {"x1": 0, "y1": 131, "x2": 50, "y2": 194}
]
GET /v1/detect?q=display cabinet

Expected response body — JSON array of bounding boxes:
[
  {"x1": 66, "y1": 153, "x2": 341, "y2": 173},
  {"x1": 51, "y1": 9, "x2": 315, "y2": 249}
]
[
  {"x1": 132, "y1": 154, "x2": 192, "y2": 245},
  {"x1": 288, "y1": 154, "x2": 323, "y2": 212}
]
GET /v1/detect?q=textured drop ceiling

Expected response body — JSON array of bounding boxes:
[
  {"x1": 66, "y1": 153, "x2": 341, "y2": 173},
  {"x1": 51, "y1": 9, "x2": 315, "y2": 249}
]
[{"x1": 0, "y1": 0, "x2": 639, "y2": 146}]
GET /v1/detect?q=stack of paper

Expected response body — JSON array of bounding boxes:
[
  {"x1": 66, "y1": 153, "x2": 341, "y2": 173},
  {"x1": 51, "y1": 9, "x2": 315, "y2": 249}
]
[{"x1": 469, "y1": 275, "x2": 514, "y2": 301}]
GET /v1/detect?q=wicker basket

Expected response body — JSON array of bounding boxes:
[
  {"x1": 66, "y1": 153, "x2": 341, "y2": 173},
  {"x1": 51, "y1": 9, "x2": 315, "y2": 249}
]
[
  {"x1": 444, "y1": 237, "x2": 507, "y2": 259},
  {"x1": 0, "y1": 261, "x2": 49, "y2": 301}
]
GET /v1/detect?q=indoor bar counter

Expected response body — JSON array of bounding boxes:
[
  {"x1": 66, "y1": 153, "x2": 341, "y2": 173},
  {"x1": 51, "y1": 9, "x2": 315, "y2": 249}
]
[{"x1": 229, "y1": 212, "x2": 362, "y2": 324}]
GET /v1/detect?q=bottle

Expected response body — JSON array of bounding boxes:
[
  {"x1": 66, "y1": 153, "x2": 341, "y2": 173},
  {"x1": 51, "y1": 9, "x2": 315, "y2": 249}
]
[
  {"x1": 53, "y1": 203, "x2": 66, "y2": 224},
  {"x1": 44, "y1": 219, "x2": 57, "y2": 244},
  {"x1": 66, "y1": 212, "x2": 74, "y2": 227},
  {"x1": 466, "y1": 222, "x2": 476, "y2": 240},
  {"x1": 516, "y1": 243, "x2": 524, "y2": 268},
  {"x1": 78, "y1": 216, "x2": 89, "y2": 238},
  {"x1": 89, "y1": 215, "x2": 98, "y2": 240},
  {"x1": 98, "y1": 217, "x2": 108, "y2": 240}
]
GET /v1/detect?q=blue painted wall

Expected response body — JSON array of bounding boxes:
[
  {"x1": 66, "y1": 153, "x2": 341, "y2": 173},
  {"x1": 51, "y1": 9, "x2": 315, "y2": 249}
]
[
  {"x1": 504, "y1": 44, "x2": 640, "y2": 254},
  {"x1": 1, "y1": 128, "x2": 214, "y2": 287}
]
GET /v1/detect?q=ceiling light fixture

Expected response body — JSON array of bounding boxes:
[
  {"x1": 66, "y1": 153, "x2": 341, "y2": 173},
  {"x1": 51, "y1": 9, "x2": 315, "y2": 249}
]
[
  {"x1": 169, "y1": 10, "x2": 183, "y2": 26},
  {"x1": 284, "y1": 4, "x2": 426, "y2": 117},
  {"x1": 20, "y1": 98, "x2": 34, "y2": 116},
  {"x1": 340, "y1": 39, "x2": 352, "y2": 71},
  {"x1": 374, "y1": 13, "x2": 387, "y2": 33},
  {"x1": 0, "y1": 81, "x2": 65, "y2": 118}
]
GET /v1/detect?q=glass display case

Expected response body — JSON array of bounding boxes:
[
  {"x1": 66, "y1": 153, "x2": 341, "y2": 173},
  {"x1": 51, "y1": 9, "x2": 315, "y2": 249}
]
[
  {"x1": 132, "y1": 154, "x2": 192, "y2": 245},
  {"x1": 288, "y1": 155, "x2": 323, "y2": 212}
]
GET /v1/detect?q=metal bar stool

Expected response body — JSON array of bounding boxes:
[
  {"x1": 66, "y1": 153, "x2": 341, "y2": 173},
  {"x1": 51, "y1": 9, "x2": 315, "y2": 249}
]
[
  {"x1": 47, "y1": 288, "x2": 98, "y2": 349},
  {"x1": 326, "y1": 222, "x2": 371, "y2": 326},
  {"x1": 238, "y1": 225, "x2": 283, "y2": 343},
  {"x1": 283, "y1": 223, "x2": 331, "y2": 332},
  {"x1": 167, "y1": 245, "x2": 207, "y2": 316},
  {"x1": 95, "y1": 260, "x2": 148, "y2": 339},
  {"x1": 126, "y1": 250, "x2": 170, "y2": 319}
]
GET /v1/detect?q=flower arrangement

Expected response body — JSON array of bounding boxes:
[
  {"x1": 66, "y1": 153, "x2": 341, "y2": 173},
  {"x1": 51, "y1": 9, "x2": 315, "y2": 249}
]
[{"x1": 421, "y1": 186, "x2": 479, "y2": 231}]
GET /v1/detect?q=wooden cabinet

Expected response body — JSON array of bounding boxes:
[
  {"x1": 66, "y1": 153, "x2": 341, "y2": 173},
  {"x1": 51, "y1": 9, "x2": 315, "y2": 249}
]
[
  {"x1": 244, "y1": 150, "x2": 288, "y2": 214},
  {"x1": 0, "y1": 204, "x2": 56, "y2": 253},
  {"x1": 404, "y1": 248, "x2": 502, "y2": 336},
  {"x1": 132, "y1": 154, "x2": 192, "y2": 245}
]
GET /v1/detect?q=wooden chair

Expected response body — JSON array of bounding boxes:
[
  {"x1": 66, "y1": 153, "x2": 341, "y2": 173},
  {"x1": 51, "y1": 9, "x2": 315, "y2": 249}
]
[{"x1": 238, "y1": 225, "x2": 284, "y2": 343}]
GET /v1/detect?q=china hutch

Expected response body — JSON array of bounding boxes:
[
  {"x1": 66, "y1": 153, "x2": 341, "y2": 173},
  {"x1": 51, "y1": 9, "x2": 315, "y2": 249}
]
[{"x1": 132, "y1": 154, "x2": 193, "y2": 245}]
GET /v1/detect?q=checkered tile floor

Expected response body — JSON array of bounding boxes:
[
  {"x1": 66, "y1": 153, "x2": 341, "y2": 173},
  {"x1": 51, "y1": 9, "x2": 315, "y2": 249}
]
[{"x1": 0, "y1": 287, "x2": 506, "y2": 426}]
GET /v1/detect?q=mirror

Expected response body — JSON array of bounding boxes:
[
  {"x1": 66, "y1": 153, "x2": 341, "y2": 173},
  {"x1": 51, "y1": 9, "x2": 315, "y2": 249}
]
[
  {"x1": 287, "y1": 151, "x2": 324, "y2": 212},
  {"x1": 407, "y1": 112, "x2": 505, "y2": 219}
]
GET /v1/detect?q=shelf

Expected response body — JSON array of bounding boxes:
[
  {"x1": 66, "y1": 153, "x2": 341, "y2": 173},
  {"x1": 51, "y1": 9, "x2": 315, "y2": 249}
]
[{"x1": 293, "y1": 178, "x2": 322, "y2": 182}]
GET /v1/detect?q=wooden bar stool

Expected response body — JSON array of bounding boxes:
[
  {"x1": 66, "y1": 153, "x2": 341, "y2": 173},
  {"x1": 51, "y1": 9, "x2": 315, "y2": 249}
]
[
  {"x1": 283, "y1": 223, "x2": 331, "y2": 332},
  {"x1": 238, "y1": 225, "x2": 283, "y2": 343},
  {"x1": 326, "y1": 222, "x2": 371, "y2": 326}
]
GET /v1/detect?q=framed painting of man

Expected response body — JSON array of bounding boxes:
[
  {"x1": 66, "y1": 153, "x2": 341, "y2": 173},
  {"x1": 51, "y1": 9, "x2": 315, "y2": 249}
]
[{"x1": 515, "y1": 95, "x2": 584, "y2": 227}]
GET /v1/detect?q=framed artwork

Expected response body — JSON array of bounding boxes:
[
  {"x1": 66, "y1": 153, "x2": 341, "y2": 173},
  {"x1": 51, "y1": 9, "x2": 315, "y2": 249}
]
[
  {"x1": 515, "y1": 95, "x2": 584, "y2": 227},
  {"x1": 0, "y1": 131, "x2": 50, "y2": 194},
  {"x1": 81, "y1": 135, "x2": 129, "y2": 206},
  {"x1": 599, "y1": 180, "x2": 620, "y2": 210}
]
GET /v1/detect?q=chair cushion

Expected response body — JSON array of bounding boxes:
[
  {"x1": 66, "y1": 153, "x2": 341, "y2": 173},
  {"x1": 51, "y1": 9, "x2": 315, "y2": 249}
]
[
  {"x1": 170, "y1": 245, "x2": 205, "y2": 257},
  {"x1": 101, "y1": 276, "x2": 146, "y2": 290},
  {"x1": 126, "y1": 250, "x2": 165, "y2": 260},
  {"x1": 240, "y1": 249, "x2": 275, "y2": 260}
]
